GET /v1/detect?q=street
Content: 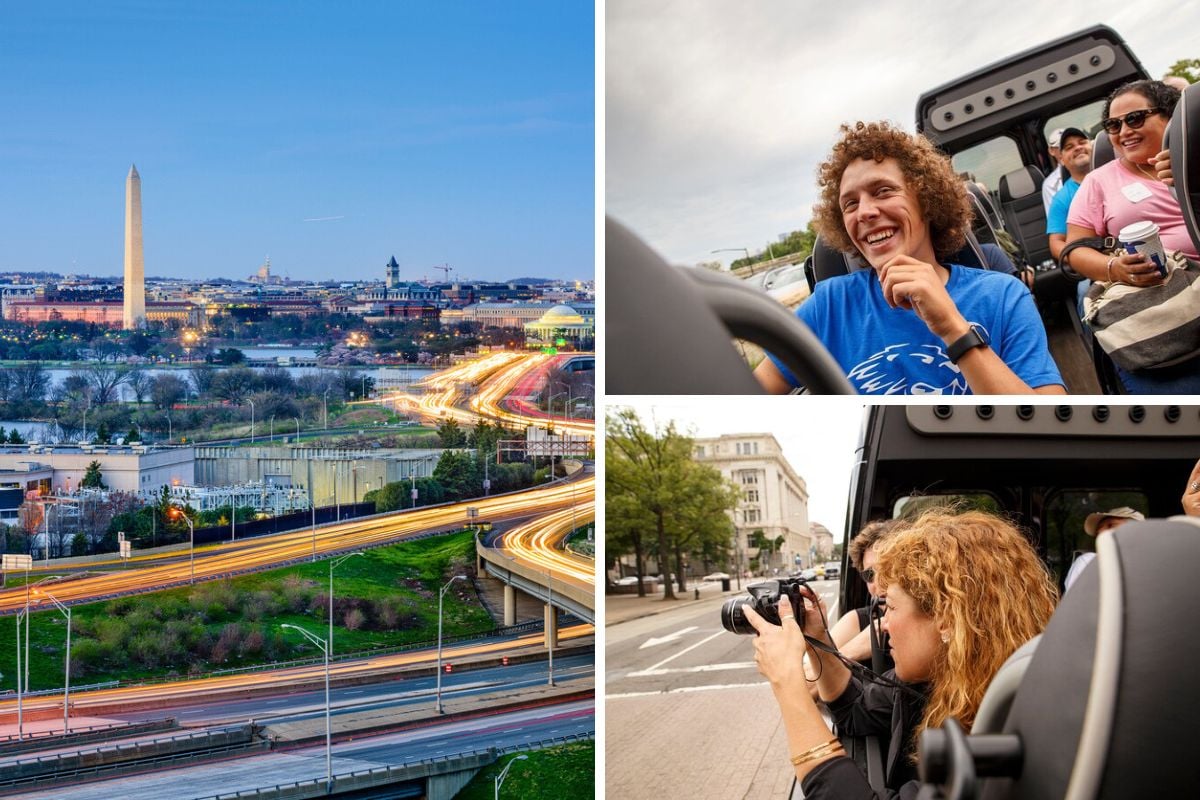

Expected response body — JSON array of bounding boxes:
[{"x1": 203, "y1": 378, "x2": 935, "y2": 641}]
[{"x1": 606, "y1": 579, "x2": 840, "y2": 800}]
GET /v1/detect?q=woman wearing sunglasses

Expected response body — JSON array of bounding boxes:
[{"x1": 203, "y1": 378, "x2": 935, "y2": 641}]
[
  {"x1": 1064, "y1": 79, "x2": 1199, "y2": 393},
  {"x1": 744, "y1": 510, "x2": 1058, "y2": 798},
  {"x1": 826, "y1": 519, "x2": 904, "y2": 666}
]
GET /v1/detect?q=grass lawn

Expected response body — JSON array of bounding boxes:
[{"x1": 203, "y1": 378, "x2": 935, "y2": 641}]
[
  {"x1": 0, "y1": 529, "x2": 492, "y2": 692},
  {"x1": 454, "y1": 742, "x2": 595, "y2": 800}
]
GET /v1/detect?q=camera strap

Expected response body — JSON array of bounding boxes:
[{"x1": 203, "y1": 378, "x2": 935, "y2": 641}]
[{"x1": 803, "y1": 633, "x2": 929, "y2": 704}]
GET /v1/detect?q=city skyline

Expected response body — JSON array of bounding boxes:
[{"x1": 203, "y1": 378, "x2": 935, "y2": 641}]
[{"x1": 0, "y1": 2, "x2": 594, "y2": 281}]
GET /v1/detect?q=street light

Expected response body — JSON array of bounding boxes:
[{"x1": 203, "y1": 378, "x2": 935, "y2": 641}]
[
  {"x1": 294, "y1": 417, "x2": 300, "y2": 442},
  {"x1": 323, "y1": 388, "x2": 332, "y2": 431},
  {"x1": 712, "y1": 246, "x2": 751, "y2": 266},
  {"x1": 328, "y1": 552, "x2": 364, "y2": 678},
  {"x1": 247, "y1": 399, "x2": 255, "y2": 443},
  {"x1": 34, "y1": 588, "x2": 71, "y2": 733},
  {"x1": 269, "y1": 414, "x2": 275, "y2": 444},
  {"x1": 281, "y1": 624, "x2": 333, "y2": 792},
  {"x1": 169, "y1": 507, "x2": 195, "y2": 584},
  {"x1": 4, "y1": 553, "x2": 32, "y2": 741},
  {"x1": 494, "y1": 754, "x2": 528, "y2": 799},
  {"x1": 436, "y1": 575, "x2": 467, "y2": 714}
]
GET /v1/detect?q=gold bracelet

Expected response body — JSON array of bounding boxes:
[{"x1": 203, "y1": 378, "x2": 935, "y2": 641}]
[
  {"x1": 790, "y1": 737, "x2": 843, "y2": 767},
  {"x1": 1106, "y1": 256, "x2": 1116, "y2": 283}
]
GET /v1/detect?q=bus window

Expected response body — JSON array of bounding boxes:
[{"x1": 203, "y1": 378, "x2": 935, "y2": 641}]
[
  {"x1": 1043, "y1": 490, "x2": 1149, "y2": 589},
  {"x1": 1044, "y1": 99, "x2": 1108, "y2": 143},
  {"x1": 951, "y1": 137, "x2": 1023, "y2": 195},
  {"x1": 893, "y1": 492, "x2": 1003, "y2": 519}
]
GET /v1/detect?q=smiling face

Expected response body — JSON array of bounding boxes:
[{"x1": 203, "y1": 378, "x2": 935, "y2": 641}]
[
  {"x1": 880, "y1": 583, "x2": 942, "y2": 682},
  {"x1": 1108, "y1": 90, "x2": 1168, "y2": 165},
  {"x1": 839, "y1": 157, "x2": 937, "y2": 269},
  {"x1": 1058, "y1": 134, "x2": 1092, "y2": 177}
]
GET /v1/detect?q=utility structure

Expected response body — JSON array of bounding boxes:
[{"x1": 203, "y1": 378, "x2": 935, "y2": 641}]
[{"x1": 122, "y1": 165, "x2": 145, "y2": 330}]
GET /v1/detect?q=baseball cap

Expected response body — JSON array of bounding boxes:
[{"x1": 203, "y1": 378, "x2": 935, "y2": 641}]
[
  {"x1": 1083, "y1": 507, "x2": 1145, "y2": 536},
  {"x1": 1048, "y1": 128, "x2": 1066, "y2": 149},
  {"x1": 1057, "y1": 127, "x2": 1089, "y2": 149}
]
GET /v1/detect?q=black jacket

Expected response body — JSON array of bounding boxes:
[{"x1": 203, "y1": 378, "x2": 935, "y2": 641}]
[{"x1": 801, "y1": 671, "x2": 928, "y2": 799}]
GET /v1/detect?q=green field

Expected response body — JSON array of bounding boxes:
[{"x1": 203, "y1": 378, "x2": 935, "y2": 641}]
[
  {"x1": 0, "y1": 529, "x2": 493, "y2": 691},
  {"x1": 454, "y1": 742, "x2": 595, "y2": 800}
]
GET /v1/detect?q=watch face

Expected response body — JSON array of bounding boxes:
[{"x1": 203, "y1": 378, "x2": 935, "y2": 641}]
[{"x1": 972, "y1": 324, "x2": 990, "y2": 347}]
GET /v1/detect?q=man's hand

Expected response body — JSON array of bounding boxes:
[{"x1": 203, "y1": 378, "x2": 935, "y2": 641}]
[
  {"x1": 1182, "y1": 458, "x2": 1200, "y2": 517},
  {"x1": 878, "y1": 255, "x2": 967, "y2": 341}
]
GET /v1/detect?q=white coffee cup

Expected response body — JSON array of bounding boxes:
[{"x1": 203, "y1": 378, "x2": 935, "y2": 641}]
[{"x1": 1118, "y1": 220, "x2": 1168, "y2": 278}]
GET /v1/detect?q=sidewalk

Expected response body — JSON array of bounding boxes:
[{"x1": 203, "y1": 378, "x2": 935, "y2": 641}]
[{"x1": 605, "y1": 577, "x2": 742, "y2": 626}]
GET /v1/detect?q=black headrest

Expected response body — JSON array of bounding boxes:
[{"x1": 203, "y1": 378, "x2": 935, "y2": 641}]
[
  {"x1": 1166, "y1": 82, "x2": 1200, "y2": 255},
  {"x1": 925, "y1": 519, "x2": 1200, "y2": 799},
  {"x1": 998, "y1": 165, "x2": 1043, "y2": 202},
  {"x1": 605, "y1": 217, "x2": 763, "y2": 394},
  {"x1": 809, "y1": 234, "x2": 866, "y2": 285},
  {"x1": 1091, "y1": 131, "x2": 1116, "y2": 170}
]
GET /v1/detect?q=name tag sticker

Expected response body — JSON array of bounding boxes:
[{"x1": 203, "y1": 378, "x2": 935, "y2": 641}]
[{"x1": 1121, "y1": 182, "x2": 1153, "y2": 202}]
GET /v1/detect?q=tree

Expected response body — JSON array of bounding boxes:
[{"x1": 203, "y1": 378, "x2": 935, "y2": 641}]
[
  {"x1": 81, "y1": 460, "x2": 107, "y2": 489},
  {"x1": 126, "y1": 426, "x2": 141, "y2": 444},
  {"x1": 7, "y1": 428, "x2": 24, "y2": 445},
  {"x1": 94, "y1": 422, "x2": 112, "y2": 445},
  {"x1": 606, "y1": 409, "x2": 739, "y2": 600},
  {"x1": 126, "y1": 367, "x2": 152, "y2": 404},
  {"x1": 433, "y1": 451, "x2": 480, "y2": 501},
  {"x1": 436, "y1": 418, "x2": 467, "y2": 448},
  {"x1": 212, "y1": 367, "x2": 258, "y2": 404},
  {"x1": 150, "y1": 374, "x2": 189, "y2": 410},
  {"x1": 1166, "y1": 58, "x2": 1200, "y2": 84},
  {"x1": 84, "y1": 364, "x2": 129, "y2": 404}
]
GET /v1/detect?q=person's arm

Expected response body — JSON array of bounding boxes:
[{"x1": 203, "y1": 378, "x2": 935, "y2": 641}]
[
  {"x1": 837, "y1": 623, "x2": 877, "y2": 664},
  {"x1": 1049, "y1": 233, "x2": 1067, "y2": 262},
  {"x1": 828, "y1": 609, "x2": 861, "y2": 650},
  {"x1": 878, "y1": 256, "x2": 1065, "y2": 394},
  {"x1": 1064, "y1": 224, "x2": 1163, "y2": 286},
  {"x1": 744, "y1": 600, "x2": 847, "y2": 783},
  {"x1": 753, "y1": 357, "x2": 795, "y2": 394}
]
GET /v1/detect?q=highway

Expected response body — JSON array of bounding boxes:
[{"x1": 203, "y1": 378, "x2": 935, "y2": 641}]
[
  {"x1": 498, "y1": 505, "x2": 595, "y2": 585},
  {"x1": 0, "y1": 476, "x2": 595, "y2": 612}
]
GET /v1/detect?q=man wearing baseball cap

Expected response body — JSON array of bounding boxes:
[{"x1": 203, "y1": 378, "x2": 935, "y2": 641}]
[
  {"x1": 1041, "y1": 127, "x2": 1067, "y2": 215},
  {"x1": 1064, "y1": 506, "x2": 1145, "y2": 591},
  {"x1": 1045, "y1": 127, "x2": 1093, "y2": 262}
]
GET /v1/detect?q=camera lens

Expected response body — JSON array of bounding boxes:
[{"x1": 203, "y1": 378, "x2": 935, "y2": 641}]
[{"x1": 721, "y1": 597, "x2": 759, "y2": 635}]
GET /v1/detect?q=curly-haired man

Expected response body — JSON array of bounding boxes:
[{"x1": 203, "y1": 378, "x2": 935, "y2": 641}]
[{"x1": 755, "y1": 121, "x2": 1065, "y2": 395}]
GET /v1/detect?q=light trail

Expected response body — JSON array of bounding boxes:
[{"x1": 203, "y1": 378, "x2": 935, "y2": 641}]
[
  {"x1": 500, "y1": 506, "x2": 595, "y2": 585},
  {"x1": 0, "y1": 477, "x2": 594, "y2": 613}
]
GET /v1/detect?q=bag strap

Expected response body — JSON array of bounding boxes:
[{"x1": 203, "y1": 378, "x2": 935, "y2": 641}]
[{"x1": 1059, "y1": 236, "x2": 1117, "y2": 280}]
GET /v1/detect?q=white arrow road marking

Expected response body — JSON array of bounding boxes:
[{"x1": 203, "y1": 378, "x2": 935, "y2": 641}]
[
  {"x1": 628, "y1": 661, "x2": 756, "y2": 676},
  {"x1": 638, "y1": 625, "x2": 698, "y2": 649},
  {"x1": 628, "y1": 630, "x2": 726, "y2": 676}
]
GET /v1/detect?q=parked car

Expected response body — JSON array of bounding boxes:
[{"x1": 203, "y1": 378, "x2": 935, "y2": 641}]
[
  {"x1": 702, "y1": 572, "x2": 730, "y2": 582},
  {"x1": 823, "y1": 562, "x2": 841, "y2": 580}
]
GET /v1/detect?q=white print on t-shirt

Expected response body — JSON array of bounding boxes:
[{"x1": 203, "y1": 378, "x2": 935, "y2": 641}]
[
  {"x1": 1121, "y1": 182, "x2": 1153, "y2": 203},
  {"x1": 846, "y1": 343, "x2": 970, "y2": 395}
]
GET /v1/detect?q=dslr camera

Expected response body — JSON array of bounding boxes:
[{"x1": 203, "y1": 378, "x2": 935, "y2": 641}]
[{"x1": 721, "y1": 577, "x2": 809, "y2": 635}]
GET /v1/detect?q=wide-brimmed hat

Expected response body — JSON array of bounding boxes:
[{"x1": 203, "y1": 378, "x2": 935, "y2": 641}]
[{"x1": 1084, "y1": 507, "x2": 1145, "y2": 536}]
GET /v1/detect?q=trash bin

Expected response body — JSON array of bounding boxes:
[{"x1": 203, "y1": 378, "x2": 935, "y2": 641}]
[{"x1": 721, "y1": 578, "x2": 731, "y2": 591}]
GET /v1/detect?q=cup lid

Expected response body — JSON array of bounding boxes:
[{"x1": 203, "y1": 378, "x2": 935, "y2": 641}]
[{"x1": 1118, "y1": 220, "x2": 1159, "y2": 241}]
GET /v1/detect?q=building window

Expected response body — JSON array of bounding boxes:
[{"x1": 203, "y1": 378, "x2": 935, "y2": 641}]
[
  {"x1": 695, "y1": 446, "x2": 706, "y2": 458},
  {"x1": 739, "y1": 470, "x2": 758, "y2": 485},
  {"x1": 745, "y1": 489, "x2": 759, "y2": 503},
  {"x1": 744, "y1": 508, "x2": 761, "y2": 524}
]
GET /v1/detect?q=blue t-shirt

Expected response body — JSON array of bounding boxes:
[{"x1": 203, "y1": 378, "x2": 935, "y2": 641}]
[
  {"x1": 1046, "y1": 178, "x2": 1081, "y2": 236},
  {"x1": 769, "y1": 266, "x2": 1064, "y2": 394}
]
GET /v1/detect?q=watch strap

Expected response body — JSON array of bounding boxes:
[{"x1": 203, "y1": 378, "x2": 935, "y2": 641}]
[{"x1": 947, "y1": 324, "x2": 988, "y2": 363}]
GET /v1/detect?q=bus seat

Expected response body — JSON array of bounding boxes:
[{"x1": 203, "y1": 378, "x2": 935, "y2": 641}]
[
  {"x1": 1166, "y1": 82, "x2": 1200, "y2": 254},
  {"x1": 998, "y1": 165, "x2": 1052, "y2": 266}
]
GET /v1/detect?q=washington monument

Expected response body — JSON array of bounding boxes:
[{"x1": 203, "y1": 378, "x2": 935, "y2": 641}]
[{"x1": 123, "y1": 164, "x2": 145, "y2": 329}]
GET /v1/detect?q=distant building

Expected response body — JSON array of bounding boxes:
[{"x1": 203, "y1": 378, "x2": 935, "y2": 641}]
[
  {"x1": 3, "y1": 300, "x2": 200, "y2": 327},
  {"x1": 693, "y1": 434, "x2": 811, "y2": 572},
  {"x1": 386, "y1": 255, "x2": 401, "y2": 289},
  {"x1": 524, "y1": 304, "x2": 594, "y2": 350},
  {"x1": 810, "y1": 522, "x2": 834, "y2": 561},
  {"x1": 0, "y1": 444, "x2": 195, "y2": 494}
]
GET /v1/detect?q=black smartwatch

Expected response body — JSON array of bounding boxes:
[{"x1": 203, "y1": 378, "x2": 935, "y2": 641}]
[{"x1": 947, "y1": 323, "x2": 990, "y2": 364}]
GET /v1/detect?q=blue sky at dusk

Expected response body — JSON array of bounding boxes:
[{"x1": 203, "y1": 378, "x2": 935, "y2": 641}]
[{"x1": 0, "y1": 1, "x2": 594, "y2": 282}]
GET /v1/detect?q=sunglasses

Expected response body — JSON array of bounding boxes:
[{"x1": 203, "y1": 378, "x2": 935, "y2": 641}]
[
  {"x1": 862, "y1": 568, "x2": 876, "y2": 583},
  {"x1": 1100, "y1": 107, "x2": 1162, "y2": 136}
]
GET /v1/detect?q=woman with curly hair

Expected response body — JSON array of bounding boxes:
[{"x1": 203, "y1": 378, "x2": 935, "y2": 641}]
[
  {"x1": 754, "y1": 121, "x2": 1064, "y2": 395},
  {"x1": 745, "y1": 509, "x2": 1058, "y2": 798}
]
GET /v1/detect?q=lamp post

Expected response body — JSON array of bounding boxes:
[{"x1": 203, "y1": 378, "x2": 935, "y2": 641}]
[
  {"x1": 361, "y1": 375, "x2": 367, "y2": 401},
  {"x1": 35, "y1": 588, "x2": 71, "y2": 733},
  {"x1": 494, "y1": 754, "x2": 528, "y2": 799},
  {"x1": 547, "y1": 568, "x2": 555, "y2": 686},
  {"x1": 294, "y1": 418, "x2": 300, "y2": 442},
  {"x1": 281, "y1": 624, "x2": 332, "y2": 792},
  {"x1": 247, "y1": 399, "x2": 255, "y2": 443},
  {"x1": 170, "y1": 507, "x2": 195, "y2": 584},
  {"x1": 269, "y1": 414, "x2": 275, "y2": 444},
  {"x1": 712, "y1": 247, "x2": 751, "y2": 268},
  {"x1": 436, "y1": 575, "x2": 467, "y2": 713},
  {"x1": 4, "y1": 554, "x2": 32, "y2": 740},
  {"x1": 328, "y1": 552, "x2": 364, "y2": 675},
  {"x1": 323, "y1": 388, "x2": 332, "y2": 431},
  {"x1": 308, "y1": 459, "x2": 317, "y2": 562}
]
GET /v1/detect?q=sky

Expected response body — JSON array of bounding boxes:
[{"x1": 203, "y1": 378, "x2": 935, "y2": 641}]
[
  {"x1": 0, "y1": 1, "x2": 594, "y2": 282},
  {"x1": 606, "y1": 0, "x2": 1200, "y2": 268},
  {"x1": 607, "y1": 397, "x2": 868, "y2": 543}
]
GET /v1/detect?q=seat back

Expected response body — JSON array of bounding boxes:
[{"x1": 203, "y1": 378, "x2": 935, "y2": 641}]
[
  {"x1": 807, "y1": 230, "x2": 990, "y2": 292},
  {"x1": 998, "y1": 165, "x2": 1052, "y2": 266},
  {"x1": 1166, "y1": 82, "x2": 1200, "y2": 254},
  {"x1": 1091, "y1": 130, "x2": 1116, "y2": 170}
]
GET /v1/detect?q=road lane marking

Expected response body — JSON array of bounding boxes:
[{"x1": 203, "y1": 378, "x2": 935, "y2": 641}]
[
  {"x1": 626, "y1": 661, "x2": 756, "y2": 677},
  {"x1": 608, "y1": 682, "x2": 769, "y2": 699},
  {"x1": 631, "y1": 630, "x2": 726, "y2": 675},
  {"x1": 638, "y1": 625, "x2": 698, "y2": 649}
]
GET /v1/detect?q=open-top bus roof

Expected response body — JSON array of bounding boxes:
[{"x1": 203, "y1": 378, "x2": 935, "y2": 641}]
[{"x1": 916, "y1": 25, "x2": 1149, "y2": 153}]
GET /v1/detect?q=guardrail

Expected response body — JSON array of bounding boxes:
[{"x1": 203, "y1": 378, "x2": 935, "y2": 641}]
[
  {"x1": 0, "y1": 716, "x2": 176, "y2": 752},
  {"x1": 195, "y1": 733, "x2": 596, "y2": 800}
]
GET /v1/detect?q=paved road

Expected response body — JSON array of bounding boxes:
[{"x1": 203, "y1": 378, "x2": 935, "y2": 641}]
[{"x1": 606, "y1": 580, "x2": 839, "y2": 800}]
